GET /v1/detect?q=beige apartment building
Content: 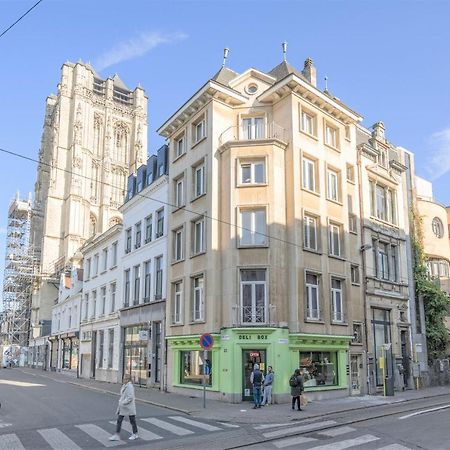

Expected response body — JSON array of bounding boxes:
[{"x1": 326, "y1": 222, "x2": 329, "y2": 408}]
[{"x1": 159, "y1": 56, "x2": 367, "y2": 402}]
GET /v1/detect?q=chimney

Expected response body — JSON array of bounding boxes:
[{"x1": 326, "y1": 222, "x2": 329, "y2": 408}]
[
  {"x1": 302, "y1": 57, "x2": 317, "y2": 87},
  {"x1": 372, "y1": 121, "x2": 385, "y2": 140}
]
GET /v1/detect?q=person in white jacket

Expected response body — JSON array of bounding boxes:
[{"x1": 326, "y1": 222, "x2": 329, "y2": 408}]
[{"x1": 109, "y1": 374, "x2": 139, "y2": 441}]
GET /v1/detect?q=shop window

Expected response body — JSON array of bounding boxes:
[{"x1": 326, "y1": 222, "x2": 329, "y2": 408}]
[
  {"x1": 299, "y1": 351, "x2": 338, "y2": 387},
  {"x1": 180, "y1": 350, "x2": 212, "y2": 386}
]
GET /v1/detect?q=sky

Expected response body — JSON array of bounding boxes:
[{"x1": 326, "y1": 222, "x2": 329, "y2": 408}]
[{"x1": 1, "y1": 0, "x2": 450, "y2": 287}]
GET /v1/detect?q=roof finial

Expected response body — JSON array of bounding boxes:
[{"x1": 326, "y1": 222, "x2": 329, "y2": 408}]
[
  {"x1": 324, "y1": 76, "x2": 329, "y2": 93},
  {"x1": 282, "y1": 41, "x2": 288, "y2": 62},
  {"x1": 222, "y1": 48, "x2": 229, "y2": 67}
]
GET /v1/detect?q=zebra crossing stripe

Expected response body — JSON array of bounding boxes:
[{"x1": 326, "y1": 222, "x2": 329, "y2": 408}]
[
  {"x1": 75, "y1": 424, "x2": 123, "y2": 447},
  {"x1": 0, "y1": 433, "x2": 25, "y2": 450},
  {"x1": 217, "y1": 422, "x2": 240, "y2": 428},
  {"x1": 141, "y1": 417, "x2": 194, "y2": 436},
  {"x1": 263, "y1": 420, "x2": 337, "y2": 438},
  {"x1": 169, "y1": 416, "x2": 222, "y2": 431},
  {"x1": 108, "y1": 420, "x2": 162, "y2": 441},
  {"x1": 376, "y1": 445, "x2": 411, "y2": 449},
  {"x1": 38, "y1": 428, "x2": 82, "y2": 450},
  {"x1": 317, "y1": 426, "x2": 356, "y2": 437},
  {"x1": 254, "y1": 423, "x2": 293, "y2": 430},
  {"x1": 274, "y1": 436, "x2": 317, "y2": 449},
  {"x1": 306, "y1": 434, "x2": 379, "y2": 450}
]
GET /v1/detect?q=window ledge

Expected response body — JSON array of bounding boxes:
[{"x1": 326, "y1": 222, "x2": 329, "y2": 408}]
[
  {"x1": 324, "y1": 142, "x2": 340, "y2": 152},
  {"x1": 173, "y1": 152, "x2": 186, "y2": 163},
  {"x1": 191, "y1": 136, "x2": 207, "y2": 149},
  {"x1": 346, "y1": 179, "x2": 356, "y2": 185},
  {"x1": 301, "y1": 187, "x2": 320, "y2": 197},
  {"x1": 351, "y1": 282, "x2": 361, "y2": 287},
  {"x1": 171, "y1": 258, "x2": 185, "y2": 266},
  {"x1": 303, "y1": 247, "x2": 322, "y2": 255},
  {"x1": 189, "y1": 320, "x2": 206, "y2": 325},
  {"x1": 172, "y1": 205, "x2": 186, "y2": 213},
  {"x1": 110, "y1": 265, "x2": 117, "y2": 270},
  {"x1": 300, "y1": 129, "x2": 318, "y2": 141},
  {"x1": 192, "y1": 192, "x2": 207, "y2": 203},
  {"x1": 370, "y1": 216, "x2": 399, "y2": 228},
  {"x1": 171, "y1": 322, "x2": 184, "y2": 327},
  {"x1": 326, "y1": 198, "x2": 343, "y2": 206},
  {"x1": 328, "y1": 254, "x2": 346, "y2": 261},
  {"x1": 237, "y1": 244, "x2": 269, "y2": 249},
  {"x1": 349, "y1": 230, "x2": 358, "y2": 235},
  {"x1": 237, "y1": 183, "x2": 268, "y2": 188},
  {"x1": 191, "y1": 251, "x2": 206, "y2": 259},
  {"x1": 331, "y1": 321, "x2": 348, "y2": 326},
  {"x1": 305, "y1": 318, "x2": 324, "y2": 324}
]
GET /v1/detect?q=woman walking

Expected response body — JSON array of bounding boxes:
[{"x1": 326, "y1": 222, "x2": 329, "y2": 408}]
[
  {"x1": 109, "y1": 374, "x2": 139, "y2": 441},
  {"x1": 289, "y1": 368, "x2": 304, "y2": 411}
]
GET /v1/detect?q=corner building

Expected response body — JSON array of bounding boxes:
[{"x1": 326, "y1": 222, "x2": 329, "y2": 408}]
[{"x1": 160, "y1": 57, "x2": 366, "y2": 402}]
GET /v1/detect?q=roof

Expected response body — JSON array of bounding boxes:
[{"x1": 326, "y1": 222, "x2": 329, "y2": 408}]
[
  {"x1": 211, "y1": 66, "x2": 239, "y2": 85},
  {"x1": 111, "y1": 74, "x2": 130, "y2": 91},
  {"x1": 268, "y1": 60, "x2": 307, "y2": 82}
]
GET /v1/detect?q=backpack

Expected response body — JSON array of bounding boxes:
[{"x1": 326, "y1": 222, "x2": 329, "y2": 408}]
[
  {"x1": 253, "y1": 370, "x2": 263, "y2": 385},
  {"x1": 289, "y1": 375, "x2": 298, "y2": 387}
]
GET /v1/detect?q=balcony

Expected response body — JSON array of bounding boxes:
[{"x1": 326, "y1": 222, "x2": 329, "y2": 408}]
[
  {"x1": 232, "y1": 304, "x2": 277, "y2": 327},
  {"x1": 218, "y1": 122, "x2": 288, "y2": 147}
]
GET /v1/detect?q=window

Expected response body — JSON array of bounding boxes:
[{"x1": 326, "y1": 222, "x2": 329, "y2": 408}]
[
  {"x1": 180, "y1": 350, "x2": 212, "y2": 386},
  {"x1": 155, "y1": 256, "x2": 163, "y2": 299},
  {"x1": 301, "y1": 110, "x2": 315, "y2": 135},
  {"x1": 306, "y1": 273, "x2": 320, "y2": 320},
  {"x1": 125, "y1": 228, "x2": 132, "y2": 253},
  {"x1": 175, "y1": 177, "x2": 184, "y2": 208},
  {"x1": 240, "y1": 269, "x2": 266, "y2": 324},
  {"x1": 302, "y1": 157, "x2": 316, "y2": 191},
  {"x1": 93, "y1": 254, "x2": 99, "y2": 276},
  {"x1": 68, "y1": 308, "x2": 72, "y2": 328},
  {"x1": 102, "y1": 248, "x2": 108, "y2": 272},
  {"x1": 98, "y1": 330, "x2": 104, "y2": 369},
  {"x1": 300, "y1": 351, "x2": 338, "y2": 387},
  {"x1": 331, "y1": 278, "x2": 344, "y2": 322},
  {"x1": 175, "y1": 134, "x2": 185, "y2": 158},
  {"x1": 193, "y1": 217, "x2": 205, "y2": 254},
  {"x1": 173, "y1": 281, "x2": 183, "y2": 324},
  {"x1": 85, "y1": 258, "x2": 91, "y2": 280},
  {"x1": 111, "y1": 242, "x2": 118, "y2": 267},
  {"x1": 193, "y1": 116, "x2": 206, "y2": 143},
  {"x1": 173, "y1": 228, "x2": 184, "y2": 261},
  {"x1": 239, "y1": 208, "x2": 267, "y2": 246},
  {"x1": 107, "y1": 329, "x2": 114, "y2": 369},
  {"x1": 432, "y1": 217, "x2": 444, "y2": 238},
  {"x1": 304, "y1": 214, "x2": 318, "y2": 250},
  {"x1": 325, "y1": 124, "x2": 338, "y2": 148},
  {"x1": 91, "y1": 290, "x2": 97, "y2": 318},
  {"x1": 352, "y1": 323, "x2": 363, "y2": 344},
  {"x1": 101, "y1": 286, "x2": 106, "y2": 316},
  {"x1": 124, "y1": 269, "x2": 130, "y2": 307},
  {"x1": 329, "y1": 223, "x2": 341, "y2": 257},
  {"x1": 143, "y1": 261, "x2": 151, "y2": 303},
  {"x1": 194, "y1": 163, "x2": 206, "y2": 198},
  {"x1": 327, "y1": 168, "x2": 339, "y2": 201},
  {"x1": 110, "y1": 282, "x2": 116, "y2": 312},
  {"x1": 346, "y1": 164, "x2": 355, "y2": 182},
  {"x1": 133, "y1": 265, "x2": 141, "y2": 305},
  {"x1": 391, "y1": 245, "x2": 398, "y2": 281},
  {"x1": 351, "y1": 265, "x2": 360, "y2": 285},
  {"x1": 155, "y1": 208, "x2": 164, "y2": 238},
  {"x1": 369, "y1": 181, "x2": 397, "y2": 224},
  {"x1": 240, "y1": 160, "x2": 265, "y2": 184},
  {"x1": 349, "y1": 214, "x2": 357, "y2": 233},
  {"x1": 135, "y1": 222, "x2": 142, "y2": 249},
  {"x1": 379, "y1": 242, "x2": 389, "y2": 280},
  {"x1": 84, "y1": 293, "x2": 89, "y2": 320},
  {"x1": 242, "y1": 117, "x2": 264, "y2": 139},
  {"x1": 145, "y1": 215, "x2": 153, "y2": 243},
  {"x1": 193, "y1": 275, "x2": 204, "y2": 321}
]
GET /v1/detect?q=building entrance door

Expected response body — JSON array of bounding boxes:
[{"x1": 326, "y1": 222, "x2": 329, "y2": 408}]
[
  {"x1": 350, "y1": 354, "x2": 362, "y2": 395},
  {"x1": 242, "y1": 349, "x2": 266, "y2": 401},
  {"x1": 400, "y1": 330, "x2": 410, "y2": 388},
  {"x1": 91, "y1": 331, "x2": 97, "y2": 378}
]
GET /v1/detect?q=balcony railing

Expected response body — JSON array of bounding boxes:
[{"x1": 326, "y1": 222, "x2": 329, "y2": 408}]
[
  {"x1": 218, "y1": 122, "x2": 288, "y2": 147},
  {"x1": 232, "y1": 304, "x2": 277, "y2": 327}
]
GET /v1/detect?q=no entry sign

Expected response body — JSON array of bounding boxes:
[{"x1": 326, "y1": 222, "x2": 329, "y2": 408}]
[{"x1": 199, "y1": 333, "x2": 214, "y2": 350}]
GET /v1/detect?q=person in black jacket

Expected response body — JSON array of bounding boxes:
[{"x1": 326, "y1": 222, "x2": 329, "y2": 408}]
[
  {"x1": 290, "y1": 368, "x2": 304, "y2": 411},
  {"x1": 250, "y1": 363, "x2": 264, "y2": 409}
]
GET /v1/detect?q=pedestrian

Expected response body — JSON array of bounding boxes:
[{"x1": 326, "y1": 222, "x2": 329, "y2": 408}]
[
  {"x1": 250, "y1": 363, "x2": 264, "y2": 409},
  {"x1": 262, "y1": 366, "x2": 274, "y2": 406},
  {"x1": 109, "y1": 374, "x2": 139, "y2": 441},
  {"x1": 289, "y1": 368, "x2": 304, "y2": 411}
]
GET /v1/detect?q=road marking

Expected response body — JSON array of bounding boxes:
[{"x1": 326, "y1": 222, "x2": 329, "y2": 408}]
[
  {"x1": 317, "y1": 426, "x2": 356, "y2": 437},
  {"x1": 169, "y1": 416, "x2": 222, "y2": 431},
  {"x1": 263, "y1": 420, "x2": 337, "y2": 438},
  {"x1": 75, "y1": 423, "x2": 123, "y2": 447},
  {"x1": 217, "y1": 422, "x2": 240, "y2": 428},
  {"x1": 254, "y1": 423, "x2": 293, "y2": 430},
  {"x1": 38, "y1": 428, "x2": 82, "y2": 450},
  {"x1": 108, "y1": 420, "x2": 162, "y2": 441},
  {"x1": 274, "y1": 436, "x2": 317, "y2": 448},
  {"x1": 0, "y1": 380, "x2": 45, "y2": 387},
  {"x1": 399, "y1": 404, "x2": 450, "y2": 420},
  {"x1": 0, "y1": 422, "x2": 12, "y2": 428},
  {"x1": 376, "y1": 445, "x2": 411, "y2": 449},
  {"x1": 141, "y1": 417, "x2": 194, "y2": 436},
  {"x1": 306, "y1": 434, "x2": 379, "y2": 449},
  {"x1": 0, "y1": 434, "x2": 25, "y2": 450}
]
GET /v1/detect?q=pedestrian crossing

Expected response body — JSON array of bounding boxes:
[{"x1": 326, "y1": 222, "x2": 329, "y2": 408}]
[
  {"x1": 255, "y1": 421, "x2": 412, "y2": 450},
  {"x1": 0, "y1": 415, "x2": 239, "y2": 449}
]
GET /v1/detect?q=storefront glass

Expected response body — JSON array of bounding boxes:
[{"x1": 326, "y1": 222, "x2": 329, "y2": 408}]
[
  {"x1": 181, "y1": 350, "x2": 212, "y2": 386},
  {"x1": 63, "y1": 339, "x2": 71, "y2": 369},
  {"x1": 71, "y1": 339, "x2": 79, "y2": 370},
  {"x1": 299, "y1": 351, "x2": 338, "y2": 387},
  {"x1": 123, "y1": 326, "x2": 148, "y2": 386}
]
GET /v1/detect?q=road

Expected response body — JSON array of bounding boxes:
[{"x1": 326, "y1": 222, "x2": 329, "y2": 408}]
[{"x1": 1, "y1": 368, "x2": 450, "y2": 449}]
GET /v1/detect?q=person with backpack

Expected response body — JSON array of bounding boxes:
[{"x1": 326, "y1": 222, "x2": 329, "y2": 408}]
[
  {"x1": 250, "y1": 363, "x2": 264, "y2": 409},
  {"x1": 289, "y1": 368, "x2": 304, "y2": 411}
]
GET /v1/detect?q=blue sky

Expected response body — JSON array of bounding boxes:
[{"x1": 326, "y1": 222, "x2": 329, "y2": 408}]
[{"x1": 1, "y1": 0, "x2": 450, "y2": 282}]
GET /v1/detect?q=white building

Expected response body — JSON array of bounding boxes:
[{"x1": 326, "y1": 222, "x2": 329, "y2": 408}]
[
  {"x1": 119, "y1": 145, "x2": 168, "y2": 388},
  {"x1": 79, "y1": 224, "x2": 122, "y2": 383}
]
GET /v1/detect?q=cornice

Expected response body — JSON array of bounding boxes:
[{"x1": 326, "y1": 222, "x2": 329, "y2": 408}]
[{"x1": 217, "y1": 137, "x2": 288, "y2": 154}]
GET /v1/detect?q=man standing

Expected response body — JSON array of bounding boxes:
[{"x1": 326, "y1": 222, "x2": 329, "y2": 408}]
[
  {"x1": 250, "y1": 363, "x2": 264, "y2": 409},
  {"x1": 262, "y1": 366, "x2": 274, "y2": 405},
  {"x1": 289, "y1": 368, "x2": 304, "y2": 411}
]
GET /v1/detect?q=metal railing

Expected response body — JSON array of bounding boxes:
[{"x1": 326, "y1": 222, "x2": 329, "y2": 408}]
[
  {"x1": 218, "y1": 122, "x2": 287, "y2": 147},
  {"x1": 232, "y1": 304, "x2": 276, "y2": 326}
]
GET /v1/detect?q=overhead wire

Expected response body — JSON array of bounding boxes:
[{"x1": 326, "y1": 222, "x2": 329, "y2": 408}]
[{"x1": 0, "y1": 0, "x2": 44, "y2": 40}]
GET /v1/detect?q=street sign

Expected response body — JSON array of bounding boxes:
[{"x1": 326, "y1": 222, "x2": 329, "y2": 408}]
[{"x1": 199, "y1": 333, "x2": 214, "y2": 350}]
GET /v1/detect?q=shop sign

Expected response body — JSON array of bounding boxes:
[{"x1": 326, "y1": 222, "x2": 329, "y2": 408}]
[
  {"x1": 249, "y1": 351, "x2": 260, "y2": 358},
  {"x1": 139, "y1": 330, "x2": 149, "y2": 341},
  {"x1": 278, "y1": 338, "x2": 288, "y2": 344},
  {"x1": 221, "y1": 335, "x2": 230, "y2": 341},
  {"x1": 238, "y1": 334, "x2": 268, "y2": 340}
]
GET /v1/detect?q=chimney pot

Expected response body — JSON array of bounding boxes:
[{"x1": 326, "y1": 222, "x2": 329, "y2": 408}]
[{"x1": 302, "y1": 57, "x2": 317, "y2": 87}]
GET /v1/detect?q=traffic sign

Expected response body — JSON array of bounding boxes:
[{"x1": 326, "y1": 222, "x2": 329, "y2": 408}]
[{"x1": 199, "y1": 333, "x2": 214, "y2": 350}]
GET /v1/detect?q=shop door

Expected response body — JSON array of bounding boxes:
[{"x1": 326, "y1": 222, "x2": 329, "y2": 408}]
[
  {"x1": 91, "y1": 331, "x2": 97, "y2": 378},
  {"x1": 154, "y1": 322, "x2": 161, "y2": 383},
  {"x1": 350, "y1": 354, "x2": 362, "y2": 395},
  {"x1": 242, "y1": 349, "x2": 266, "y2": 401},
  {"x1": 400, "y1": 330, "x2": 410, "y2": 388}
]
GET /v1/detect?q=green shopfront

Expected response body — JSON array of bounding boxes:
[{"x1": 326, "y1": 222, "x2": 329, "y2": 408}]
[{"x1": 167, "y1": 328, "x2": 352, "y2": 403}]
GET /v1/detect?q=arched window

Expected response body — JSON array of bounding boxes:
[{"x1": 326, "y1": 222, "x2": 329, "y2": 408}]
[{"x1": 432, "y1": 217, "x2": 444, "y2": 238}]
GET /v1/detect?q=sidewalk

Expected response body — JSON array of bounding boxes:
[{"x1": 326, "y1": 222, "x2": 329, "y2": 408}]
[{"x1": 17, "y1": 367, "x2": 450, "y2": 424}]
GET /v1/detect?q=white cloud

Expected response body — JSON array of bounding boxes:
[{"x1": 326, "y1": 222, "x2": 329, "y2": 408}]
[
  {"x1": 95, "y1": 31, "x2": 187, "y2": 71},
  {"x1": 426, "y1": 127, "x2": 450, "y2": 181}
]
